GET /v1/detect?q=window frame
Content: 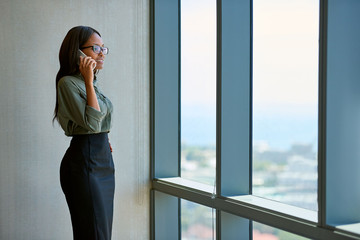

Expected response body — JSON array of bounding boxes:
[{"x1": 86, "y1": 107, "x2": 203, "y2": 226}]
[{"x1": 150, "y1": 0, "x2": 360, "y2": 239}]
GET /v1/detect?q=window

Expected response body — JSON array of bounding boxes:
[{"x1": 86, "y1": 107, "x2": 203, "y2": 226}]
[
  {"x1": 151, "y1": 0, "x2": 360, "y2": 239},
  {"x1": 253, "y1": 221, "x2": 310, "y2": 240},
  {"x1": 252, "y1": 0, "x2": 319, "y2": 211},
  {"x1": 181, "y1": 0, "x2": 217, "y2": 185},
  {"x1": 181, "y1": 199, "x2": 216, "y2": 240}
]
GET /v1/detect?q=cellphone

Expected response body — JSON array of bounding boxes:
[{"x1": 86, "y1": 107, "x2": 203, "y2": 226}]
[
  {"x1": 77, "y1": 49, "x2": 87, "y2": 65},
  {"x1": 77, "y1": 49, "x2": 96, "y2": 69}
]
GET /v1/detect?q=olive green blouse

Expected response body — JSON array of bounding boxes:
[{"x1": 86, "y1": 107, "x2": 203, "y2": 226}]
[{"x1": 57, "y1": 74, "x2": 113, "y2": 136}]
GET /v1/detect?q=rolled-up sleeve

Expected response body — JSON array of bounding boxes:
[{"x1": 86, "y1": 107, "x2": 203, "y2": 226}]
[{"x1": 58, "y1": 78, "x2": 106, "y2": 133}]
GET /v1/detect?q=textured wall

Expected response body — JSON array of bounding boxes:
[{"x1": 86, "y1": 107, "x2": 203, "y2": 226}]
[{"x1": 0, "y1": 0, "x2": 149, "y2": 239}]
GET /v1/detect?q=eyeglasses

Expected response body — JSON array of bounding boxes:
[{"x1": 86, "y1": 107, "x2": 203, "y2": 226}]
[{"x1": 80, "y1": 45, "x2": 109, "y2": 55}]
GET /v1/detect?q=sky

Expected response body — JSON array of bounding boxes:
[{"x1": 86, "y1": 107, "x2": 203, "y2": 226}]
[{"x1": 180, "y1": 0, "x2": 319, "y2": 150}]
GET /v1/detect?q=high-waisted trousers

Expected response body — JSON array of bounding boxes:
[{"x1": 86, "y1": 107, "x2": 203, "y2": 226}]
[{"x1": 60, "y1": 133, "x2": 115, "y2": 240}]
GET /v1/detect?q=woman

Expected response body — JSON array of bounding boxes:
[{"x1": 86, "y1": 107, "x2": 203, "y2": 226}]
[{"x1": 54, "y1": 26, "x2": 114, "y2": 240}]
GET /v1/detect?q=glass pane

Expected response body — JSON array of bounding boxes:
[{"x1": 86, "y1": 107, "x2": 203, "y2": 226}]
[
  {"x1": 181, "y1": 199, "x2": 216, "y2": 240},
  {"x1": 180, "y1": 0, "x2": 216, "y2": 186},
  {"x1": 252, "y1": 0, "x2": 319, "y2": 211},
  {"x1": 253, "y1": 221, "x2": 310, "y2": 240}
]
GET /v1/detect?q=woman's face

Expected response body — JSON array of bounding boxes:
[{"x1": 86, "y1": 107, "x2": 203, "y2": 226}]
[{"x1": 80, "y1": 33, "x2": 106, "y2": 70}]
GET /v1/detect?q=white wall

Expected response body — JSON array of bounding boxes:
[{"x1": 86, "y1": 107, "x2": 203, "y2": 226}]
[{"x1": 0, "y1": 0, "x2": 150, "y2": 239}]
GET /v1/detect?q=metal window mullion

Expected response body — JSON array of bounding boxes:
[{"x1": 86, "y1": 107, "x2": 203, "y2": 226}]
[
  {"x1": 216, "y1": 0, "x2": 223, "y2": 199},
  {"x1": 153, "y1": 0, "x2": 180, "y2": 178},
  {"x1": 318, "y1": 0, "x2": 328, "y2": 228},
  {"x1": 152, "y1": 191, "x2": 180, "y2": 239},
  {"x1": 216, "y1": 2, "x2": 222, "y2": 239},
  {"x1": 326, "y1": 0, "x2": 360, "y2": 227},
  {"x1": 219, "y1": 0, "x2": 251, "y2": 197},
  {"x1": 151, "y1": 0, "x2": 181, "y2": 239},
  {"x1": 249, "y1": 0, "x2": 253, "y2": 197},
  {"x1": 218, "y1": 0, "x2": 252, "y2": 238},
  {"x1": 177, "y1": 0, "x2": 181, "y2": 179}
]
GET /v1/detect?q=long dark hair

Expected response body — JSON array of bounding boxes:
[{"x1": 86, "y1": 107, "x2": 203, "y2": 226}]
[{"x1": 53, "y1": 26, "x2": 101, "y2": 122}]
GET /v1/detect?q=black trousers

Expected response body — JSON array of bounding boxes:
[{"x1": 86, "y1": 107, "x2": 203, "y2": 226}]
[{"x1": 60, "y1": 133, "x2": 115, "y2": 240}]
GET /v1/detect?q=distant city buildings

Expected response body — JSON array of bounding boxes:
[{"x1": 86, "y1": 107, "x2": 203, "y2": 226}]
[{"x1": 181, "y1": 142, "x2": 317, "y2": 238}]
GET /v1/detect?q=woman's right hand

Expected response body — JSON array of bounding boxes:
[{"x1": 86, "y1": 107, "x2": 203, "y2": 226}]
[
  {"x1": 79, "y1": 56, "x2": 96, "y2": 85},
  {"x1": 79, "y1": 56, "x2": 101, "y2": 111}
]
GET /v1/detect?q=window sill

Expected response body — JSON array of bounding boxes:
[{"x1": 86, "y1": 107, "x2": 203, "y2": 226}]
[
  {"x1": 230, "y1": 195, "x2": 317, "y2": 223},
  {"x1": 152, "y1": 177, "x2": 360, "y2": 239},
  {"x1": 156, "y1": 177, "x2": 215, "y2": 194},
  {"x1": 155, "y1": 177, "x2": 316, "y2": 223},
  {"x1": 336, "y1": 223, "x2": 360, "y2": 236}
]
